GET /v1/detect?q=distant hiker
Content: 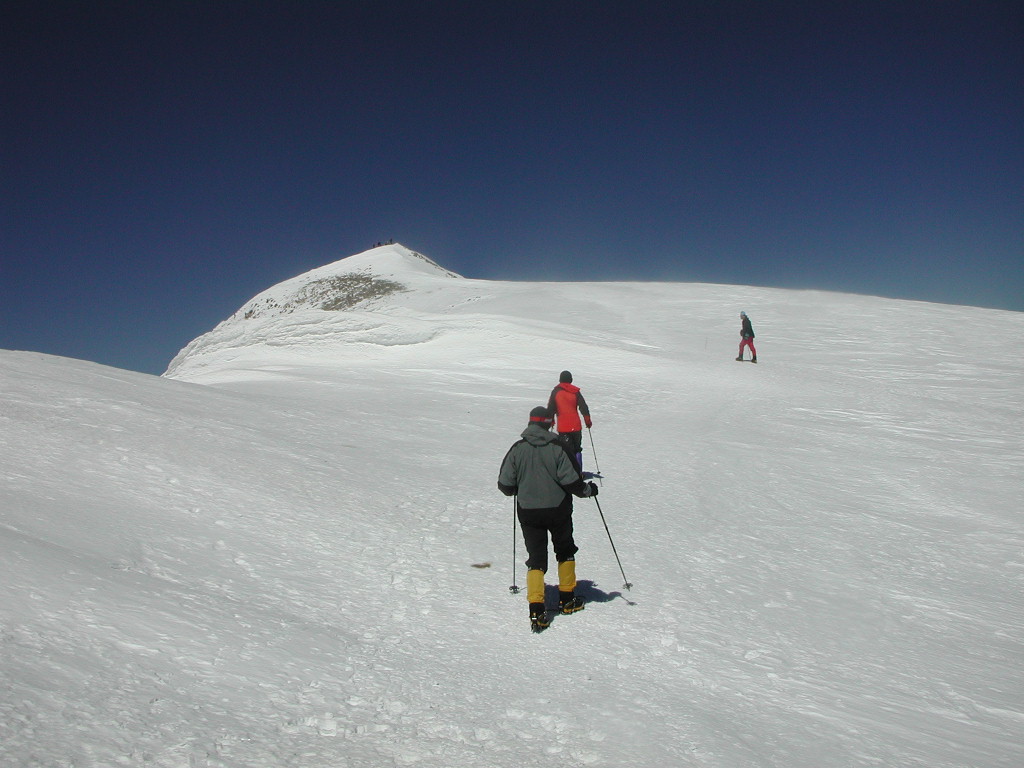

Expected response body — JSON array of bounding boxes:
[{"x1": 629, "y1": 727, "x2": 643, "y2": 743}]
[
  {"x1": 736, "y1": 312, "x2": 757, "y2": 363},
  {"x1": 497, "y1": 406, "x2": 598, "y2": 632},
  {"x1": 546, "y1": 371, "x2": 593, "y2": 471}
]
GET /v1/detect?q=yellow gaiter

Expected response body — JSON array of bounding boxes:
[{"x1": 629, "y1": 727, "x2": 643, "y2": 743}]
[
  {"x1": 558, "y1": 559, "x2": 576, "y2": 593},
  {"x1": 526, "y1": 569, "x2": 546, "y2": 604}
]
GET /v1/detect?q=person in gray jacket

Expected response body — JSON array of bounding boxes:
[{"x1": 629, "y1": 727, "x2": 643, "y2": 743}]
[{"x1": 497, "y1": 406, "x2": 599, "y2": 632}]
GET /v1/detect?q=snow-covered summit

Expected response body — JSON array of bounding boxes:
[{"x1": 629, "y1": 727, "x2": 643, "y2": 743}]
[
  {"x1": 237, "y1": 245, "x2": 462, "y2": 321},
  {"x1": 224, "y1": 244, "x2": 462, "y2": 322},
  {"x1": 165, "y1": 244, "x2": 463, "y2": 379}
]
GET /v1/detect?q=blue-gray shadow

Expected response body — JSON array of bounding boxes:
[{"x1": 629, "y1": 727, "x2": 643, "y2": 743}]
[{"x1": 545, "y1": 579, "x2": 636, "y2": 607}]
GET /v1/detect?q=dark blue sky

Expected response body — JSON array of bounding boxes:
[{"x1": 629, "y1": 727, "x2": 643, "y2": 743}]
[{"x1": 3, "y1": 1, "x2": 1021, "y2": 374}]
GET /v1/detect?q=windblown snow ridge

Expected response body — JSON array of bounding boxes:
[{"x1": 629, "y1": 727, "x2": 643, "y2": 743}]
[
  {"x1": 240, "y1": 274, "x2": 408, "y2": 320},
  {"x1": 164, "y1": 244, "x2": 461, "y2": 378},
  {"x1": 234, "y1": 245, "x2": 459, "y2": 321}
]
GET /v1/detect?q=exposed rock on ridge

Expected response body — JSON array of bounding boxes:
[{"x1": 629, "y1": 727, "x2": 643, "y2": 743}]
[{"x1": 164, "y1": 244, "x2": 463, "y2": 378}]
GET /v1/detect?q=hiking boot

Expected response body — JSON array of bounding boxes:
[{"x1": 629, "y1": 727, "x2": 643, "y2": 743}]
[
  {"x1": 735, "y1": 356, "x2": 743, "y2": 361},
  {"x1": 559, "y1": 594, "x2": 585, "y2": 615},
  {"x1": 751, "y1": 357, "x2": 757, "y2": 363},
  {"x1": 529, "y1": 603, "x2": 550, "y2": 633}
]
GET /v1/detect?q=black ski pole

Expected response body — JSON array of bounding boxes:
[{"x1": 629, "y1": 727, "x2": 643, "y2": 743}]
[
  {"x1": 509, "y1": 495, "x2": 521, "y2": 594},
  {"x1": 587, "y1": 427, "x2": 602, "y2": 484},
  {"x1": 593, "y1": 496, "x2": 632, "y2": 590}
]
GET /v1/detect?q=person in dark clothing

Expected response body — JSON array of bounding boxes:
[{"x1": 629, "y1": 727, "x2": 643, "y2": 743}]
[
  {"x1": 736, "y1": 311, "x2": 757, "y2": 363},
  {"x1": 497, "y1": 406, "x2": 599, "y2": 632},
  {"x1": 546, "y1": 370, "x2": 593, "y2": 471}
]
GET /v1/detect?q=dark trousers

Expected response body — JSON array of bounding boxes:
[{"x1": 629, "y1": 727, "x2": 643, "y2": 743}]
[
  {"x1": 518, "y1": 495, "x2": 578, "y2": 572},
  {"x1": 561, "y1": 430, "x2": 583, "y2": 455},
  {"x1": 560, "y1": 430, "x2": 584, "y2": 471}
]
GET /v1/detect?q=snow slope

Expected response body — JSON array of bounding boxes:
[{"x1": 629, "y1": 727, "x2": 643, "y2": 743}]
[{"x1": 2, "y1": 245, "x2": 1022, "y2": 767}]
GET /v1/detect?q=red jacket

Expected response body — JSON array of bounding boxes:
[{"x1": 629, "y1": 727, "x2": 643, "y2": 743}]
[{"x1": 547, "y1": 382, "x2": 592, "y2": 433}]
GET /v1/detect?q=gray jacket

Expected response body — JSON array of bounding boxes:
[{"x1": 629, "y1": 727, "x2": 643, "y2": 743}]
[{"x1": 497, "y1": 424, "x2": 588, "y2": 509}]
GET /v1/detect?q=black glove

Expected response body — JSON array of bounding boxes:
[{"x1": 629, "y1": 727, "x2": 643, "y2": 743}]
[{"x1": 584, "y1": 481, "x2": 599, "y2": 497}]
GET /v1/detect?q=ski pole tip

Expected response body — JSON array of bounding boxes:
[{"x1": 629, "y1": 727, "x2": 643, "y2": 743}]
[
  {"x1": 623, "y1": 582, "x2": 633, "y2": 591},
  {"x1": 509, "y1": 585, "x2": 521, "y2": 594}
]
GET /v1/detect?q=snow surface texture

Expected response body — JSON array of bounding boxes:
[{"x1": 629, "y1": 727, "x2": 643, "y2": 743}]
[{"x1": 2, "y1": 244, "x2": 1022, "y2": 767}]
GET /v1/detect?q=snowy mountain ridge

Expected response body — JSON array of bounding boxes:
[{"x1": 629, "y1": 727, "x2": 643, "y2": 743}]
[
  {"x1": 234, "y1": 246, "x2": 462, "y2": 320},
  {"x1": 3, "y1": 246, "x2": 1023, "y2": 767},
  {"x1": 165, "y1": 245, "x2": 462, "y2": 378}
]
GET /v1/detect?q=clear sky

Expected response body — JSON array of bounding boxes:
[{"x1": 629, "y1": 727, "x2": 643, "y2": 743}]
[{"x1": 3, "y1": 1, "x2": 1021, "y2": 375}]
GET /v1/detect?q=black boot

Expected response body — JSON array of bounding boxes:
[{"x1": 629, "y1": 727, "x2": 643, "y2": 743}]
[
  {"x1": 735, "y1": 355, "x2": 743, "y2": 361},
  {"x1": 529, "y1": 603, "x2": 550, "y2": 633},
  {"x1": 559, "y1": 592, "x2": 585, "y2": 615}
]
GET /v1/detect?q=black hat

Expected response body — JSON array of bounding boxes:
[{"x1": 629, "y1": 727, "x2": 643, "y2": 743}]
[
  {"x1": 529, "y1": 406, "x2": 553, "y2": 426},
  {"x1": 559, "y1": 370, "x2": 573, "y2": 383}
]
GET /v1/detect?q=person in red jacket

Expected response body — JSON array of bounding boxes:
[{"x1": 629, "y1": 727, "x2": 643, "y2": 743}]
[
  {"x1": 546, "y1": 370, "x2": 593, "y2": 471},
  {"x1": 736, "y1": 311, "x2": 757, "y2": 363}
]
